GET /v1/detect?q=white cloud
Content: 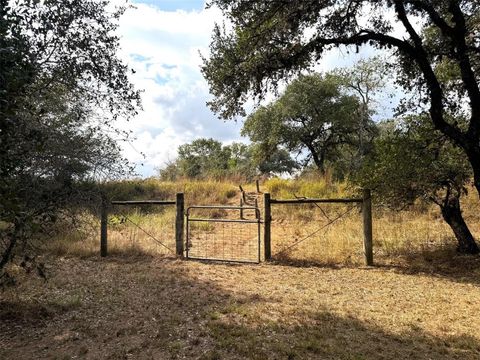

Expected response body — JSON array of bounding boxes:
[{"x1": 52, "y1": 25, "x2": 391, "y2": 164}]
[{"x1": 114, "y1": 2, "x2": 244, "y2": 177}]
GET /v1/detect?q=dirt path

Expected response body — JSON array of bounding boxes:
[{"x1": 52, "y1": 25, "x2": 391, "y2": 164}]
[{"x1": 1, "y1": 256, "x2": 480, "y2": 359}]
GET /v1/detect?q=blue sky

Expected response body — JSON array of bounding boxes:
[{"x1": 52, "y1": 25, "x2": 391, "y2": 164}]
[
  {"x1": 115, "y1": 0, "x2": 397, "y2": 178},
  {"x1": 132, "y1": 0, "x2": 205, "y2": 12}
]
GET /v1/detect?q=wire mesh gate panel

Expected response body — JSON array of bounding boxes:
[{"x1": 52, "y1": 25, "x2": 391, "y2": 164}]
[
  {"x1": 107, "y1": 201, "x2": 176, "y2": 256},
  {"x1": 186, "y1": 206, "x2": 261, "y2": 263}
]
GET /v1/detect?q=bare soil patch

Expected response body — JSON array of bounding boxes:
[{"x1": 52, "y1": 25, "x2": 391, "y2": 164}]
[{"x1": 1, "y1": 255, "x2": 480, "y2": 359}]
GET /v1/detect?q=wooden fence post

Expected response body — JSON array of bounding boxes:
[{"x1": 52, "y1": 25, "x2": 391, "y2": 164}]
[
  {"x1": 264, "y1": 193, "x2": 271, "y2": 261},
  {"x1": 255, "y1": 179, "x2": 260, "y2": 193},
  {"x1": 362, "y1": 189, "x2": 373, "y2": 266},
  {"x1": 175, "y1": 193, "x2": 185, "y2": 257},
  {"x1": 240, "y1": 198, "x2": 244, "y2": 219},
  {"x1": 100, "y1": 196, "x2": 108, "y2": 257}
]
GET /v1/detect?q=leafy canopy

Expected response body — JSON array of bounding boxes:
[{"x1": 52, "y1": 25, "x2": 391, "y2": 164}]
[
  {"x1": 354, "y1": 114, "x2": 478, "y2": 253},
  {"x1": 0, "y1": 0, "x2": 141, "y2": 279},
  {"x1": 158, "y1": 138, "x2": 298, "y2": 180},
  {"x1": 202, "y1": 0, "x2": 480, "y2": 196},
  {"x1": 242, "y1": 72, "x2": 377, "y2": 177},
  {"x1": 356, "y1": 115, "x2": 472, "y2": 208}
]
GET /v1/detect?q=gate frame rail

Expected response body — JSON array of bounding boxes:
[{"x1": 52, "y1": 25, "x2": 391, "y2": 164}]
[{"x1": 185, "y1": 205, "x2": 262, "y2": 263}]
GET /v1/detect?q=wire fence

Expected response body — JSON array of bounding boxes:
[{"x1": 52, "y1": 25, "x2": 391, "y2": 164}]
[
  {"x1": 100, "y1": 190, "x2": 372, "y2": 265},
  {"x1": 270, "y1": 202, "x2": 363, "y2": 264},
  {"x1": 107, "y1": 205, "x2": 176, "y2": 256}
]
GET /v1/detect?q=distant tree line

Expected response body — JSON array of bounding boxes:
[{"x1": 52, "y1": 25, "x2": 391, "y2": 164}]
[{"x1": 158, "y1": 139, "x2": 298, "y2": 181}]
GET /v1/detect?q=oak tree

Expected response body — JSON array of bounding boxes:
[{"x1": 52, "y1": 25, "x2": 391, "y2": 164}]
[
  {"x1": 202, "y1": 0, "x2": 480, "y2": 197},
  {"x1": 356, "y1": 115, "x2": 478, "y2": 253},
  {"x1": 242, "y1": 73, "x2": 367, "y2": 176}
]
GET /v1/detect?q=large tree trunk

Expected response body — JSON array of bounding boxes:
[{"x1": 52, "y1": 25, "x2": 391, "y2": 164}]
[
  {"x1": 440, "y1": 197, "x2": 479, "y2": 254},
  {"x1": 0, "y1": 222, "x2": 20, "y2": 274},
  {"x1": 305, "y1": 142, "x2": 325, "y2": 174},
  {"x1": 466, "y1": 147, "x2": 480, "y2": 200},
  {"x1": 473, "y1": 167, "x2": 480, "y2": 202}
]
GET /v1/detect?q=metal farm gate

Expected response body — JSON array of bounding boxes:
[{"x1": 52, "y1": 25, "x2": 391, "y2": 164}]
[{"x1": 185, "y1": 205, "x2": 261, "y2": 263}]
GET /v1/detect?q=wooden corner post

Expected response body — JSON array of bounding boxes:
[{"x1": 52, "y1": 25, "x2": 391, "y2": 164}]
[
  {"x1": 100, "y1": 195, "x2": 108, "y2": 257},
  {"x1": 175, "y1": 193, "x2": 185, "y2": 257},
  {"x1": 362, "y1": 189, "x2": 373, "y2": 266},
  {"x1": 264, "y1": 193, "x2": 271, "y2": 261}
]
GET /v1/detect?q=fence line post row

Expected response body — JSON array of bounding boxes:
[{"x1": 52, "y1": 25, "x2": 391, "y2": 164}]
[{"x1": 100, "y1": 190, "x2": 372, "y2": 266}]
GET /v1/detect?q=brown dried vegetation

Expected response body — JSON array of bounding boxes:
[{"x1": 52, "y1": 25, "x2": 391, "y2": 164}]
[
  {"x1": 1, "y1": 180, "x2": 480, "y2": 359},
  {"x1": 1, "y1": 256, "x2": 480, "y2": 359}
]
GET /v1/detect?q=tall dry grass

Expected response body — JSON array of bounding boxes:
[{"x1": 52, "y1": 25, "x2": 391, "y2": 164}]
[
  {"x1": 46, "y1": 179, "x2": 238, "y2": 257},
  {"x1": 264, "y1": 176, "x2": 349, "y2": 199},
  {"x1": 103, "y1": 178, "x2": 238, "y2": 204},
  {"x1": 45, "y1": 178, "x2": 480, "y2": 267}
]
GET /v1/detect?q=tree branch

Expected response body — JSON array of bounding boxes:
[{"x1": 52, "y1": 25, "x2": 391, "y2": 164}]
[
  {"x1": 405, "y1": 0, "x2": 455, "y2": 36},
  {"x1": 448, "y1": 1, "x2": 480, "y2": 138},
  {"x1": 393, "y1": 0, "x2": 424, "y2": 50},
  {"x1": 310, "y1": 30, "x2": 466, "y2": 145}
]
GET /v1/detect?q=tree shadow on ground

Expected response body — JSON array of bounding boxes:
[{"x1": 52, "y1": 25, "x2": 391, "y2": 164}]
[
  {"x1": 270, "y1": 246, "x2": 480, "y2": 287},
  {"x1": 1, "y1": 255, "x2": 479, "y2": 359},
  {"x1": 268, "y1": 255, "x2": 344, "y2": 269},
  {"x1": 375, "y1": 247, "x2": 480, "y2": 287},
  {"x1": 0, "y1": 300, "x2": 75, "y2": 324},
  {"x1": 206, "y1": 308, "x2": 480, "y2": 360}
]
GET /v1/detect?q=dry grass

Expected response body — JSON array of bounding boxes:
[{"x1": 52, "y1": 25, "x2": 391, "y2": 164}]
[
  {"x1": 262, "y1": 178, "x2": 480, "y2": 266},
  {"x1": 104, "y1": 178, "x2": 238, "y2": 205},
  {"x1": 270, "y1": 202, "x2": 480, "y2": 267},
  {"x1": 5, "y1": 179, "x2": 479, "y2": 358},
  {"x1": 1, "y1": 256, "x2": 480, "y2": 359},
  {"x1": 44, "y1": 179, "x2": 480, "y2": 267}
]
